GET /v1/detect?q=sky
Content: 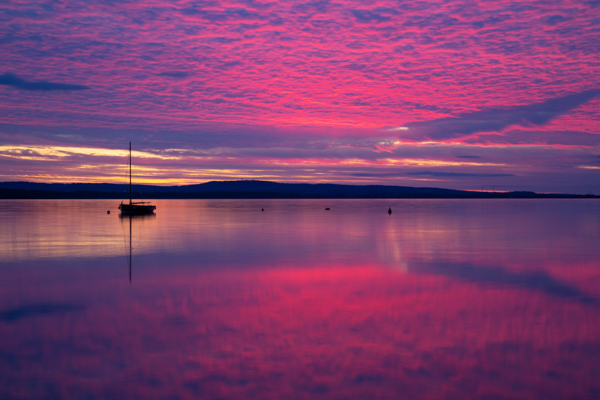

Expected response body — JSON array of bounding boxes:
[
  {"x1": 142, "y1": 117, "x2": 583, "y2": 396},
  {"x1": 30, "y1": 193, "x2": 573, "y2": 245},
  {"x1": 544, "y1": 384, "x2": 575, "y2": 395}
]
[{"x1": 0, "y1": 0, "x2": 599, "y2": 193}]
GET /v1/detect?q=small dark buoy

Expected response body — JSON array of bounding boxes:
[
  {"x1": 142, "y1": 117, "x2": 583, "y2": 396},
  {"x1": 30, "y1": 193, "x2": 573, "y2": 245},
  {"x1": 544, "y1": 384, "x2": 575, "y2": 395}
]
[
  {"x1": 262, "y1": 208, "x2": 264, "y2": 211},
  {"x1": 388, "y1": 207, "x2": 392, "y2": 215},
  {"x1": 325, "y1": 207, "x2": 330, "y2": 210},
  {"x1": 107, "y1": 210, "x2": 110, "y2": 214}
]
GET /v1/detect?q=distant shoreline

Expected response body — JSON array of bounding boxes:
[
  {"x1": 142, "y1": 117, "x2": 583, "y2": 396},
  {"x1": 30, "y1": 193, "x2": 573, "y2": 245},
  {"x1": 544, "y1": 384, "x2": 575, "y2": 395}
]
[
  {"x1": 1, "y1": 188, "x2": 597, "y2": 200},
  {"x1": 0, "y1": 180, "x2": 597, "y2": 199}
]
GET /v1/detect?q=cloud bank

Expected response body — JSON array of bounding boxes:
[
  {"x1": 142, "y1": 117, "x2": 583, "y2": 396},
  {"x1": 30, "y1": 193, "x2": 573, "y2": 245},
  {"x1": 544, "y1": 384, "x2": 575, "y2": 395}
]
[{"x1": 0, "y1": 0, "x2": 599, "y2": 192}]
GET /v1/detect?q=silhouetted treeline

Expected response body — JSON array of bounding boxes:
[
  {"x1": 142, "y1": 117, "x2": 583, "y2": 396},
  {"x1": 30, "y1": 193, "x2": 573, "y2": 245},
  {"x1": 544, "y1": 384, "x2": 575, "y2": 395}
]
[{"x1": 0, "y1": 181, "x2": 597, "y2": 199}]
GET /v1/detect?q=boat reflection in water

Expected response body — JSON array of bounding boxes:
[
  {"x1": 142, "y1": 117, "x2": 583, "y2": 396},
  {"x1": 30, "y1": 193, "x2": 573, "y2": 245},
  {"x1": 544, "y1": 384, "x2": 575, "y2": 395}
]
[
  {"x1": 120, "y1": 213, "x2": 156, "y2": 284},
  {"x1": 1, "y1": 199, "x2": 599, "y2": 399}
]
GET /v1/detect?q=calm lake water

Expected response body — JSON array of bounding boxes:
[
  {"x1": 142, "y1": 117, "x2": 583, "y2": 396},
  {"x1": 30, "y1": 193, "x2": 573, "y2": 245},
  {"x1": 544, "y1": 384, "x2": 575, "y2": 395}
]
[{"x1": 1, "y1": 199, "x2": 600, "y2": 399}]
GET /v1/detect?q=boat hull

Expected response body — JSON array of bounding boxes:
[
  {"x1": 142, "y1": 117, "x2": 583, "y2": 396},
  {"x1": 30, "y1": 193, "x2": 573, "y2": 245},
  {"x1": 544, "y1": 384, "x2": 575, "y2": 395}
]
[{"x1": 119, "y1": 203, "x2": 156, "y2": 215}]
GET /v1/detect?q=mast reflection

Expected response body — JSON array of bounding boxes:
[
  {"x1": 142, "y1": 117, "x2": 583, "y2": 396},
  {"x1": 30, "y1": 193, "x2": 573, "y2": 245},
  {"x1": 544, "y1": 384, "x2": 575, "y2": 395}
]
[{"x1": 119, "y1": 213, "x2": 156, "y2": 284}]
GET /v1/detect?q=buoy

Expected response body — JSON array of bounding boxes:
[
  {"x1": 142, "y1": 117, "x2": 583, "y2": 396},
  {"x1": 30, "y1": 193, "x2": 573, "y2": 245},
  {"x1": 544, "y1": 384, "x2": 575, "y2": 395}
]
[
  {"x1": 261, "y1": 208, "x2": 264, "y2": 211},
  {"x1": 325, "y1": 208, "x2": 330, "y2": 210},
  {"x1": 388, "y1": 207, "x2": 392, "y2": 215},
  {"x1": 107, "y1": 210, "x2": 110, "y2": 214}
]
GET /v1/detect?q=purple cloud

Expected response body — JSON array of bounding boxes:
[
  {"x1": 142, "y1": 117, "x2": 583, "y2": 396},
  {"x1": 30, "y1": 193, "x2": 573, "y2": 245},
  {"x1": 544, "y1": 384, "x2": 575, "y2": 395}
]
[
  {"x1": 401, "y1": 89, "x2": 600, "y2": 141},
  {"x1": 0, "y1": 72, "x2": 90, "y2": 91}
]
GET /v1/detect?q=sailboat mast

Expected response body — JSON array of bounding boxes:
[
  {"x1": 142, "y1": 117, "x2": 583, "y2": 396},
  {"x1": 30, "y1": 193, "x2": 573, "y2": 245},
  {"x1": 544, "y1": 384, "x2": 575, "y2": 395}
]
[
  {"x1": 129, "y1": 141, "x2": 132, "y2": 205},
  {"x1": 129, "y1": 215, "x2": 132, "y2": 284}
]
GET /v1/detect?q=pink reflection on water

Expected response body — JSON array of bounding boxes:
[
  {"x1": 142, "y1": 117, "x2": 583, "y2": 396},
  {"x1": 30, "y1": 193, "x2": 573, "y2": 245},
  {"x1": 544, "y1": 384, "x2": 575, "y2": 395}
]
[
  {"x1": 1, "y1": 200, "x2": 600, "y2": 398},
  {"x1": 2, "y1": 261, "x2": 600, "y2": 399}
]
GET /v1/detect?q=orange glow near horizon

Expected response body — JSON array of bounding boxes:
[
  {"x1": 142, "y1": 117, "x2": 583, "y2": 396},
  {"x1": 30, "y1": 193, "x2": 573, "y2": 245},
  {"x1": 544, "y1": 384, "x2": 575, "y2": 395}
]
[
  {"x1": 0, "y1": 145, "x2": 178, "y2": 160},
  {"x1": 0, "y1": 144, "x2": 519, "y2": 186},
  {"x1": 0, "y1": 0, "x2": 599, "y2": 194}
]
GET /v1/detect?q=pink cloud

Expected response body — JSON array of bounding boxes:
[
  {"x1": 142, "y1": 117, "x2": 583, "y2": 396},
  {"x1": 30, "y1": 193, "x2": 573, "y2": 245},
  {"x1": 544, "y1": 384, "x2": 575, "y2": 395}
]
[{"x1": 0, "y1": 0, "x2": 599, "y2": 191}]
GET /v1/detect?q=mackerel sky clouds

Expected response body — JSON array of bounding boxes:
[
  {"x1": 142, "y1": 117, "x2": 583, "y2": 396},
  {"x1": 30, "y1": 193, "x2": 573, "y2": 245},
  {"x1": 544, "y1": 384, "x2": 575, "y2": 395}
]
[{"x1": 0, "y1": 0, "x2": 599, "y2": 192}]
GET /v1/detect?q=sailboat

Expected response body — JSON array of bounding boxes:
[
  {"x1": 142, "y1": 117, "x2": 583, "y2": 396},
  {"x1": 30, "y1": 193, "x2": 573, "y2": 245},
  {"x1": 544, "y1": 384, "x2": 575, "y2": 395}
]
[{"x1": 118, "y1": 142, "x2": 156, "y2": 215}]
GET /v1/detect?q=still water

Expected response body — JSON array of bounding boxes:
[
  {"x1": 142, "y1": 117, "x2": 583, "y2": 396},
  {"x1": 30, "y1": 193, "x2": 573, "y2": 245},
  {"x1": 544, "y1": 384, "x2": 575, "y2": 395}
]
[{"x1": 1, "y1": 199, "x2": 599, "y2": 399}]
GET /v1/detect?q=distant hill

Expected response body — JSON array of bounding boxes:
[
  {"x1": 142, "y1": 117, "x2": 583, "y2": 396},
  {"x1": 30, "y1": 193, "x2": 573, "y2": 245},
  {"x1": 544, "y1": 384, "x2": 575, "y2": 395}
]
[
  {"x1": 0, "y1": 180, "x2": 596, "y2": 199},
  {"x1": 0, "y1": 180, "x2": 466, "y2": 195}
]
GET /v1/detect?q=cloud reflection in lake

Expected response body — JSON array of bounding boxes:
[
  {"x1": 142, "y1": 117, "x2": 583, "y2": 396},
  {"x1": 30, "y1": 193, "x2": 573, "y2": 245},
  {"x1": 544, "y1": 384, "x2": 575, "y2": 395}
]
[{"x1": 0, "y1": 199, "x2": 599, "y2": 399}]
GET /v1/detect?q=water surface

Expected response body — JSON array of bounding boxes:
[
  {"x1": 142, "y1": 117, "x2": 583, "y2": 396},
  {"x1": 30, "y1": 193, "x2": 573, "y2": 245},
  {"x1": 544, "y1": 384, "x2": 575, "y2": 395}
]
[{"x1": 1, "y1": 199, "x2": 599, "y2": 399}]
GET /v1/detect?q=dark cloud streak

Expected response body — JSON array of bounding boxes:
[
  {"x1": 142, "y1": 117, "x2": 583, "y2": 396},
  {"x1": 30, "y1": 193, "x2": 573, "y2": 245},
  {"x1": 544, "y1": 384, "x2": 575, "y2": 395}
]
[
  {"x1": 402, "y1": 89, "x2": 600, "y2": 141},
  {"x1": 406, "y1": 171, "x2": 513, "y2": 177},
  {"x1": 351, "y1": 171, "x2": 513, "y2": 178},
  {"x1": 0, "y1": 73, "x2": 90, "y2": 91},
  {"x1": 157, "y1": 71, "x2": 192, "y2": 78}
]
